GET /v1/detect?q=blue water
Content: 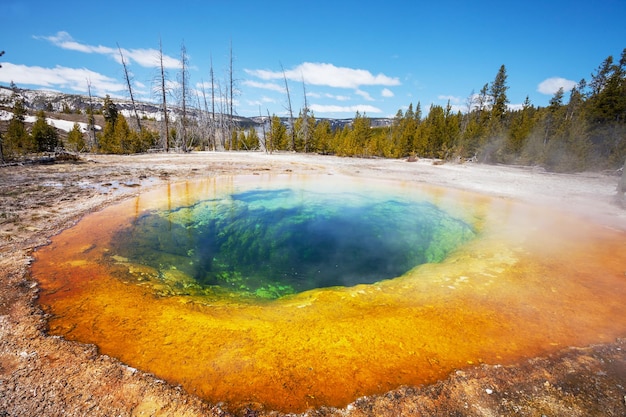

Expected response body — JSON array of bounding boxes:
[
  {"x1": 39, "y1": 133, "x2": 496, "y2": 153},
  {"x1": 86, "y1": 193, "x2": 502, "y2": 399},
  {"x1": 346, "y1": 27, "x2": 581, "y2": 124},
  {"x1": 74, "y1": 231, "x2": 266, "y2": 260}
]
[{"x1": 110, "y1": 187, "x2": 475, "y2": 299}]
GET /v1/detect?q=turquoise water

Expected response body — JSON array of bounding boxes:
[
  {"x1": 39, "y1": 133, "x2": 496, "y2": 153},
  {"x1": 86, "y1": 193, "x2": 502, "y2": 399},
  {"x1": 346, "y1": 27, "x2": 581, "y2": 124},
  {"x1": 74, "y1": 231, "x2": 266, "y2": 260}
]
[{"x1": 110, "y1": 186, "x2": 476, "y2": 299}]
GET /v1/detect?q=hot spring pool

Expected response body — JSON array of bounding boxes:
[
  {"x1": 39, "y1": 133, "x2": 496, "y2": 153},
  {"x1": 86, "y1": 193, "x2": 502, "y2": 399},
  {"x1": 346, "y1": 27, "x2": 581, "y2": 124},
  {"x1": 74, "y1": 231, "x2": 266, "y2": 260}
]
[{"x1": 33, "y1": 174, "x2": 626, "y2": 413}]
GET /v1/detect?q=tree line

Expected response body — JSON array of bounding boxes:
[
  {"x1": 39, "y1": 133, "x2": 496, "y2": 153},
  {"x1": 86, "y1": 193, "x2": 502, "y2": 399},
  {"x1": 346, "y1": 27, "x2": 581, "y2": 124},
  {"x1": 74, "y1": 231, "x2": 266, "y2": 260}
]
[
  {"x1": 1, "y1": 47, "x2": 624, "y2": 172},
  {"x1": 263, "y1": 49, "x2": 625, "y2": 172}
]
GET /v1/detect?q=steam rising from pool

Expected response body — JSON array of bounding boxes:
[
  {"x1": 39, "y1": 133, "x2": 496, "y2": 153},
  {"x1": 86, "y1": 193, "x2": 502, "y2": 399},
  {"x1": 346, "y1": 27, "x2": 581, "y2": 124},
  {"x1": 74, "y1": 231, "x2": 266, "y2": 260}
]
[{"x1": 33, "y1": 174, "x2": 626, "y2": 414}]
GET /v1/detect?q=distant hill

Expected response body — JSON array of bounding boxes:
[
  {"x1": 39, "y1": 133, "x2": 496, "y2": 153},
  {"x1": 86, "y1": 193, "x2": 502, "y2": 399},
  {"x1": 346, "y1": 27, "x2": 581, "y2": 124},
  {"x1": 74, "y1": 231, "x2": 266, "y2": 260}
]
[{"x1": 0, "y1": 85, "x2": 393, "y2": 131}]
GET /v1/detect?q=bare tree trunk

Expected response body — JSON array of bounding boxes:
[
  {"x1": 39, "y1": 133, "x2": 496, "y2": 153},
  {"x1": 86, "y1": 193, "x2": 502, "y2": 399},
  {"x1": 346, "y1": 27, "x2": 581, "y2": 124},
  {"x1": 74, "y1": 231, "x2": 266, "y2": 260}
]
[
  {"x1": 228, "y1": 42, "x2": 235, "y2": 150},
  {"x1": 158, "y1": 38, "x2": 170, "y2": 152},
  {"x1": 217, "y1": 84, "x2": 227, "y2": 150},
  {"x1": 266, "y1": 110, "x2": 273, "y2": 154},
  {"x1": 117, "y1": 43, "x2": 142, "y2": 133},
  {"x1": 301, "y1": 76, "x2": 310, "y2": 153},
  {"x1": 179, "y1": 42, "x2": 189, "y2": 152},
  {"x1": 86, "y1": 79, "x2": 97, "y2": 150},
  {"x1": 210, "y1": 55, "x2": 216, "y2": 151},
  {"x1": 260, "y1": 106, "x2": 267, "y2": 153},
  {"x1": 281, "y1": 63, "x2": 295, "y2": 151},
  {"x1": 199, "y1": 80, "x2": 211, "y2": 150}
]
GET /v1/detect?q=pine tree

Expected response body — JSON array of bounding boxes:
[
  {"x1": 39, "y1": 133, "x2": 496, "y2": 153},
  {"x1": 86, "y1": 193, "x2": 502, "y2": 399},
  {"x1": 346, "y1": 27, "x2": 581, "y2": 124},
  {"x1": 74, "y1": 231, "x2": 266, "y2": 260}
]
[
  {"x1": 490, "y1": 65, "x2": 509, "y2": 121},
  {"x1": 585, "y1": 49, "x2": 626, "y2": 165},
  {"x1": 506, "y1": 96, "x2": 535, "y2": 158},
  {"x1": 102, "y1": 95, "x2": 118, "y2": 126},
  {"x1": 114, "y1": 114, "x2": 133, "y2": 153},
  {"x1": 237, "y1": 128, "x2": 260, "y2": 150},
  {"x1": 313, "y1": 119, "x2": 333, "y2": 154},
  {"x1": 3, "y1": 97, "x2": 34, "y2": 158},
  {"x1": 66, "y1": 123, "x2": 86, "y2": 152},
  {"x1": 268, "y1": 115, "x2": 287, "y2": 151},
  {"x1": 422, "y1": 105, "x2": 446, "y2": 158},
  {"x1": 348, "y1": 112, "x2": 372, "y2": 157},
  {"x1": 31, "y1": 110, "x2": 59, "y2": 152},
  {"x1": 294, "y1": 109, "x2": 316, "y2": 152}
]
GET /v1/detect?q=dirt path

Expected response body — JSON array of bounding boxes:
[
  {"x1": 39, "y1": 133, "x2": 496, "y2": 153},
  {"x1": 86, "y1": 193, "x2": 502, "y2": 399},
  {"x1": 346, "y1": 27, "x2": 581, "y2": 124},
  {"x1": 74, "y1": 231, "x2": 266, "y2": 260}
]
[{"x1": 1, "y1": 152, "x2": 625, "y2": 416}]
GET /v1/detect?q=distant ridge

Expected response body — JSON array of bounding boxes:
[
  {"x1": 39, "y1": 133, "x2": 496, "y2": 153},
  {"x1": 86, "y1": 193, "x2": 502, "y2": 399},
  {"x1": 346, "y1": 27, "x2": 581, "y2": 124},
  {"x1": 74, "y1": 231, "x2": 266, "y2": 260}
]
[{"x1": 0, "y1": 85, "x2": 393, "y2": 129}]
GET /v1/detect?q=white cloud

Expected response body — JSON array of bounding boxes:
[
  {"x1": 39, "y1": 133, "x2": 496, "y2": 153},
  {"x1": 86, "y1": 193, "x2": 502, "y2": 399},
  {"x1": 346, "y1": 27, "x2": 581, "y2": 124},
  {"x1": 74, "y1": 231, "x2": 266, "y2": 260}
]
[
  {"x1": 245, "y1": 62, "x2": 401, "y2": 89},
  {"x1": 123, "y1": 48, "x2": 179, "y2": 69},
  {"x1": 355, "y1": 89, "x2": 374, "y2": 101},
  {"x1": 38, "y1": 31, "x2": 113, "y2": 55},
  {"x1": 437, "y1": 94, "x2": 462, "y2": 104},
  {"x1": 0, "y1": 62, "x2": 125, "y2": 95},
  {"x1": 309, "y1": 104, "x2": 382, "y2": 114},
  {"x1": 381, "y1": 88, "x2": 394, "y2": 98},
  {"x1": 246, "y1": 96, "x2": 278, "y2": 107},
  {"x1": 37, "y1": 31, "x2": 180, "y2": 69},
  {"x1": 324, "y1": 93, "x2": 351, "y2": 101},
  {"x1": 242, "y1": 80, "x2": 285, "y2": 93},
  {"x1": 537, "y1": 77, "x2": 577, "y2": 95}
]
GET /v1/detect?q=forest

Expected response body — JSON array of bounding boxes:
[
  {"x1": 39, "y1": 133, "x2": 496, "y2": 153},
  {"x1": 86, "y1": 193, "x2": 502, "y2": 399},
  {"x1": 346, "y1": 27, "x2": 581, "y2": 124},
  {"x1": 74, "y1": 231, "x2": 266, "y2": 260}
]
[{"x1": 1, "y1": 48, "x2": 625, "y2": 172}]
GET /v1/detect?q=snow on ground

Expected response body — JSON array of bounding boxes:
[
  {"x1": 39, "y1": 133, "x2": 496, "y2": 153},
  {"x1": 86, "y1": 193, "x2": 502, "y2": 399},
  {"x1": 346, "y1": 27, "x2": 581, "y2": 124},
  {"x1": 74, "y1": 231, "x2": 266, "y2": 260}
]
[{"x1": 0, "y1": 110, "x2": 100, "y2": 132}]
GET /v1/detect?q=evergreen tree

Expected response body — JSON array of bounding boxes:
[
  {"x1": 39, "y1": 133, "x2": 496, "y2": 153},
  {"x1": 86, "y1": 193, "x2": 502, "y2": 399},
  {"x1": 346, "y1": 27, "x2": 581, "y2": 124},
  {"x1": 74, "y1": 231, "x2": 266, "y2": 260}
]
[
  {"x1": 346, "y1": 112, "x2": 372, "y2": 156},
  {"x1": 544, "y1": 87, "x2": 565, "y2": 143},
  {"x1": 268, "y1": 115, "x2": 287, "y2": 151},
  {"x1": 490, "y1": 65, "x2": 509, "y2": 121},
  {"x1": 399, "y1": 104, "x2": 420, "y2": 156},
  {"x1": 585, "y1": 49, "x2": 626, "y2": 165},
  {"x1": 506, "y1": 96, "x2": 535, "y2": 158},
  {"x1": 114, "y1": 114, "x2": 133, "y2": 153},
  {"x1": 390, "y1": 109, "x2": 406, "y2": 156},
  {"x1": 3, "y1": 97, "x2": 34, "y2": 158},
  {"x1": 443, "y1": 102, "x2": 461, "y2": 159},
  {"x1": 31, "y1": 110, "x2": 59, "y2": 152},
  {"x1": 98, "y1": 120, "x2": 118, "y2": 153},
  {"x1": 294, "y1": 110, "x2": 316, "y2": 152},
  {"x1": 313, "y1": 119, "x2": 333, "y2": 154},
  {"x1": 422, "y1": 105, "x2": 446, "y2": 158},
  {"x1": 237, "y1": 128, "x2": 260, "y2": 150},
  {"x1": 102, "y1": 95, "x2": 118, "y2": 126},
  {"x1": 66, "y1": 123, "x2": 86, "y2": 152}
]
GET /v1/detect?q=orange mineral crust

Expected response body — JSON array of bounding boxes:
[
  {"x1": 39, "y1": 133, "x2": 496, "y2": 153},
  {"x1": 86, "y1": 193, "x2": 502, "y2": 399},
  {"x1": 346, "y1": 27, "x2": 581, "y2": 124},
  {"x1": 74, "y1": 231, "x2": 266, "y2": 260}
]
[{"x1": 33, "y1": 175, "x2": 626, "y2": 413}]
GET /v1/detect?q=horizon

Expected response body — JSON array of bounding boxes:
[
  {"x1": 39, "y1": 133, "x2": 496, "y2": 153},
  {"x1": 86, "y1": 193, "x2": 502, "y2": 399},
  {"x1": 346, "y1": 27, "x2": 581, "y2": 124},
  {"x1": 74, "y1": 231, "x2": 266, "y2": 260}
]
[{"x1": 1, "y1": 1, "x2": 625, "y2": 119}]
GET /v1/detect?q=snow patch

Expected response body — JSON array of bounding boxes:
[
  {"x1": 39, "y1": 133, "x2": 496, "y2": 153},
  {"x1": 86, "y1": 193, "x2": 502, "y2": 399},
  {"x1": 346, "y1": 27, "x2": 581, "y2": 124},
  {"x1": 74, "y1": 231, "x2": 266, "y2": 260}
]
[
  {"x1": 1, "y1": 110, "x2": 100, "y2": 132},
  {"x1": 22, "y1": 115, "x2": 94, "y2": 133}
]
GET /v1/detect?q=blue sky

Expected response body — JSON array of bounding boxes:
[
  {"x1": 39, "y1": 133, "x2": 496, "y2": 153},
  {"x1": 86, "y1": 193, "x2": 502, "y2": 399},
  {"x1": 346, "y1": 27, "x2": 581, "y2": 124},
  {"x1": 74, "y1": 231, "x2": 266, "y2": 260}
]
[{"x1": 1, "y1": 0, "x2": 625, "y2": 118}]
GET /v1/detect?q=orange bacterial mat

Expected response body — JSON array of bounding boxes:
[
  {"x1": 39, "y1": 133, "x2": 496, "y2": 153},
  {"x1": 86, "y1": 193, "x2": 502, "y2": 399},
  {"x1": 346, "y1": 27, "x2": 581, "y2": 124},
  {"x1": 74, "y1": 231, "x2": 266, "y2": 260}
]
[{"x1": 33, "y1": 174, "x2": 626, "y2": 413}]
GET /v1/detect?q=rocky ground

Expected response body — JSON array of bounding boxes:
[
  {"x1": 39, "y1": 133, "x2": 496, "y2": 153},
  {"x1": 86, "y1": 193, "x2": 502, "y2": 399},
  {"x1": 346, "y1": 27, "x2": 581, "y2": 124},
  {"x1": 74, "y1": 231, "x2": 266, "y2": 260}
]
[{"x1": 1, "y1": 152, "x2": 625, "y2": 416}]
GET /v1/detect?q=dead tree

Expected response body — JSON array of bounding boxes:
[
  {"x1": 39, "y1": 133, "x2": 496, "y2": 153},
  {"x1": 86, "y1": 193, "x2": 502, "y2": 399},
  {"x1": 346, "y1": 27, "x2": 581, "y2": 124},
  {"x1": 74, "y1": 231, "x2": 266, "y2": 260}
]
[
  {"x1": 281, "y1": 62, "x2": 295, "y2": 151},
  {"x1": 178, "y1": 42, "x2": 190, "y2": 152},
  {"x1": 266, "y1": 109, "x2": 273, "y2": 154},
  {"x1": 216, "y1": 82, "x2": 227, "y2": 150},
  {"x1": 301, "y1": 76, "x2": 311, "y2": 152},
  {"x1": 117, "y1": 43, "x2": 142, "y2": 133},
  {"x1": 228, "y1": 41, "x2": 235, "y2": 150},
  {"x1": 259, "y1": 106, "x2": 268, "y2": 153},
  {"x1": 199, "y1": 80, "x2": 211, "y2": 150},
  {"x1": 156, "y1": 37, "x2": 170, "y2": 152},
  {"x1": 86, "y1": 79, "x2": 97, "y2": 150},
  {"x1": 209, "y1": 55, "x2": 216, "y2": 151}
]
